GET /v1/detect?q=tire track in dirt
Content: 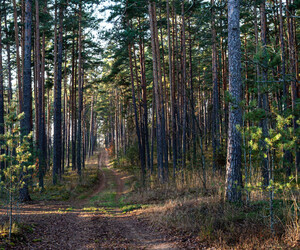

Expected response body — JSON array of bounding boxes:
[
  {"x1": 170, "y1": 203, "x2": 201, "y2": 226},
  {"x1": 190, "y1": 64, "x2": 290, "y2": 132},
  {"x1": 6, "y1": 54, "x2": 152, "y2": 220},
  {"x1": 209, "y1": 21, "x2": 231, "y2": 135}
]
[
  {"x1": 104, "y1": 162, "x2": 177, "y2": 250},
  {"x1": 77, "y1": 152, "x2": 107, "y2": 208}
]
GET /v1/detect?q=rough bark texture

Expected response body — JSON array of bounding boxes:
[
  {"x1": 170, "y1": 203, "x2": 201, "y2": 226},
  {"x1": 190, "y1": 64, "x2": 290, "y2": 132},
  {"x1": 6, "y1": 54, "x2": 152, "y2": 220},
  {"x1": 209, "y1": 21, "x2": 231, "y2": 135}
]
[{"x1": 225, "y1": 0, "x2": 242, "y2": 203}]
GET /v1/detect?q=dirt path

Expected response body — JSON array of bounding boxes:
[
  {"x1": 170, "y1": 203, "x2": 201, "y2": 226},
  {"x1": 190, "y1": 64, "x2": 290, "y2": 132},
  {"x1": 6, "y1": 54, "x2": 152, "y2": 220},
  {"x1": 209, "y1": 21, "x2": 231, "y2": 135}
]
[{"x1": 0, "y1": 151, "x2": 178, "y2": 250}]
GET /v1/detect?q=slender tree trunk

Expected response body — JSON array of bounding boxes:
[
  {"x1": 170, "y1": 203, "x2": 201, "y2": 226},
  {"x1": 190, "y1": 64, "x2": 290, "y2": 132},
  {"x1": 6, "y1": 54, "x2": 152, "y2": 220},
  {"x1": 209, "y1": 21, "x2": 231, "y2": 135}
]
[
  {"x1": 4, "y1": 3, "x2": 12, "y2": 104},
  {"x1": 89, "y1": 96, "x2": 94, "y2": 157},
  {"x1": 167, "y1": 0, "x2": 177, "y2": 177},
  {"x1": 62, "y1": 44, "x2": 68, "y2": 174},
  {"x1": 181, "y1": 1, "x2": 187, "y2": 175},
  {"x1": 211, "y1": 0, "x2": 220, "y2": 172},
  {"x1": 0, "y1": 7, "x2": 4, "y2": 181},
  {"x1": 34, "y1": 35, "x2": 38, "y2": 142},
  {"x1": 13, "y1": 0, "x2": 23, "y2": 112},
  {"x1": 188, "y1": 20, "x2": 196, "y2": 167},
  {"x1": 158, "y1": 7, "x2": 169, "y2": 179},
  {"x1": 71, "y1": 29, "x2": 77, "y2": 171},
  {"x1": 41, "y1": 0, "x2": 47, "y2": 170},
  {"x1": 149, "y1": 1, "x2": 164, "y2": 182},
  {"x1": 128, "y1": 39, "x2": 146, "y2": 184},
  {"x1": 225, "y1": 0, "x2": 243, "y2": 202},
  {"x1": 77, "y1": 2, "x2": 83, "y2": 177},
  {"x1": 53, "y1": 2, "x2": 63, "y2": 183},
  {"x1": 35, "y1": 0, "x2": 45, "y2": 189},
  {"x1": 47, "y1": 87, "x2": 51, "y2": 168},
  {"x1": 286, "y1": 0, "x2": 299, "y2": 171},
  {"x1": 279, "y1": 0, "x2": 292, "y2": 174},
  {"x1": 260, "y1": 0, "x2": 270, "y2": 187},
  {"x1": 20, "y1": 0, "x2": 33, "y2": 202},
  {"x1": 138, "y1": 21, "x2": 150, "y2": 172}
]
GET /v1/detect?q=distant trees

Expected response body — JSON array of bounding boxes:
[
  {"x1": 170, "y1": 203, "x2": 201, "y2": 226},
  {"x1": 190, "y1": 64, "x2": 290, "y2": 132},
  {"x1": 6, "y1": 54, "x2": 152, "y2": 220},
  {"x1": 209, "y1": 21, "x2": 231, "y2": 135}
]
[
  {"x1": 0, "y1": 0, "x2": 101, "y2": 201},
  {"x1": 0, "y1": 0, "x2": 298, "y2": 203},
  {"x1": 101, "y1": 0, "x2": 299, "y2": 201}
]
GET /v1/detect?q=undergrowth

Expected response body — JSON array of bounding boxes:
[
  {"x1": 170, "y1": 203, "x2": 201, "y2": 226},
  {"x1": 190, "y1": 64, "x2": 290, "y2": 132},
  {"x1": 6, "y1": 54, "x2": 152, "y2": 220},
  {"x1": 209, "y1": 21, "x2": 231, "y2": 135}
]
[
  {"x1": 0, "y1": 223, "x2": 33, "y2": 249},
  {"x1": 114, "y1": 151, "x2": 300, "y2": 249},
  {"x1": 30, "y1": 157, "x2": 100, "y2": 201}
]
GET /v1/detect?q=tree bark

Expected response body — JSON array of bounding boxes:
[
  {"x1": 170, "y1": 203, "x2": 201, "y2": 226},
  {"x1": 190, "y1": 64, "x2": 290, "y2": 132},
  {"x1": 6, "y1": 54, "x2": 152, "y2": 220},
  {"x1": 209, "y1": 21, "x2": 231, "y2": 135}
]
[
  {"x1": 35, "y1": 0, "x2": 45, "y2": 189},
  {"x1": 53, "y1": 2, "x2": 63, "y2": 184},
  {"x1": 20, "y1": 0, "x2": 33, "y2": 202},
  {"x1": 260, "y1": 0, "x2": 270, "y2": 187},
  {"x1": 181, "y1": 0, "x2": 187, "y2": 174},
  {"x1": 225, "y1": 0, "x2": 242, "y2": 202},
  {"x1": 211, "y1": 0, "x2": 220, "y2": 172},
  {"x1": 167, "y1": 0, "x2": 177, "y2": 177},
  {"x1": 4, "y1": 3, "x2": 12, "y2": 104},
  {"x1": 77, "y1": 1, "x2": 83, "y2": 177},
  {"x1": 0, "y1": 6, "x2": 4, "y2": 181},
  {"x1": 13, "y1": 0, "x2": 23, "y2": 112},
  {"x1": 149, "y1": 1, "x2": 164, "y2": 182}
]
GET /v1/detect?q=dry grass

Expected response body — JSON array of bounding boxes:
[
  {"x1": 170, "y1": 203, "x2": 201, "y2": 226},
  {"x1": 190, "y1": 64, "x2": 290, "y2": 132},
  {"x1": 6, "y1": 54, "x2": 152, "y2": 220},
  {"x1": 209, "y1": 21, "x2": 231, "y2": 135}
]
[
  {"x1": 30, "y1": 154, "x2": 101, "y2": 201},
  {"x1": 142, "y1": 197, "x2": 289, "y2": 249},
  {"x1": 121, "y1": 168, "x2": 299, "y2": 249},
  {"x1": 283, "y1": 198, "x2": 300, "y2": 247}
]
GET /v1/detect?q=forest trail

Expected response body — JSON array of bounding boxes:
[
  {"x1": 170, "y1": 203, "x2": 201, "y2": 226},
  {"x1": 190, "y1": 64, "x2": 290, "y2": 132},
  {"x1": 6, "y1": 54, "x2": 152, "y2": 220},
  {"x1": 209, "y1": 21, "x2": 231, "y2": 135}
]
[{"x1": 0, "y1": 151, "x2": 178, "y2": 250}]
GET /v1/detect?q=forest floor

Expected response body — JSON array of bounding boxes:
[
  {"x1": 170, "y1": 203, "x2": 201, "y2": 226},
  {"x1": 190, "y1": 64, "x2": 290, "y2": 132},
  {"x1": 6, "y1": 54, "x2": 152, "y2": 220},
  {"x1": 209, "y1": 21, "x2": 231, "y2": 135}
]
[{"x1": 0, "y1": 151, "x2": 201, "y2": 249}]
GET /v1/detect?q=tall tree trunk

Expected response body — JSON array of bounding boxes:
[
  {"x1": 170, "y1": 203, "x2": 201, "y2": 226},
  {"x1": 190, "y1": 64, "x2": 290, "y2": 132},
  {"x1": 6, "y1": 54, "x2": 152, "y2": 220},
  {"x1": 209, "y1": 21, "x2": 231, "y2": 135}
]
[
  {"x1": 20, "y1": 0, "x2": 32, "y2": 202},
  {"x1": 62, "y1": 44, "x2": 68, "y2": 174},
  {"x1": 53, "y1": 2, "x2": 63, "y2": 184},
  {"x1": 138, "y1": 21, "x2": 150, "y2": 172},
  {"x1": 77, "y1": 1, "x2": 83, "y2": 177},
  {"x1": 188, "y1": 19, "x2": 196, "y2": 167},
  {"x1": 225, "y1": 0, "x2": 242, "y2": 202},
  {"x1": 41, "y1": 0, "x2": 47, "y2": 170},
  {"x1": 279, "y1": 0, "x2": 292, "y2": 174},
  {"x1": 211, "y1": 0, "x2": 220, "y2": 172},
  {"x1": 286, "y1": 0, "x2": 299, "y2": 171},
  {"x1": 89, "y1": 96, "x2": 94, "y2": 157},
  {"x1": 71, "y1": 32, "x2": 76, "y2": 171},
  {"x1": 0, "y1": 6, "x2": 5, "y2": 181},
  {"x1": 260, "y1": 0, "x2": 270, "y2": 187},
  {"x1": 4, "y1": 3, "x2": 12, "y2": 104},
  {"x1": 35, "y1": 0, "x2": 45, "y2": 189},
  {"x1": 149, "y1": 1, "x2": 164, "y2": 182},
  {"x1": 167, "y1": 0, "x2": 177, "y2": 177},
  {"x1": 13, "y1": 0, "x2": 23, "y2": 112},
  {"x1": 158, "y1": 7, "x2": 169, "y2": 179},
  {"x1": 128, "y1": 39, "x2": 146, "y2": 184},
  {"x1": 181, "y1": 0, "x2": 187, "y2": 175}
]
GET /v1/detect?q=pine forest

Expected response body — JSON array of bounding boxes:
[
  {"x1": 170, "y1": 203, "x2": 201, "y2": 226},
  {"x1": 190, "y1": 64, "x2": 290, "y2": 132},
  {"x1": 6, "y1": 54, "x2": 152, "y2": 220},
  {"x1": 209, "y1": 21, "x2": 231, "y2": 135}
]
[{"x1": 0, "y1": 0, "x2": 299, "y2": 248}]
